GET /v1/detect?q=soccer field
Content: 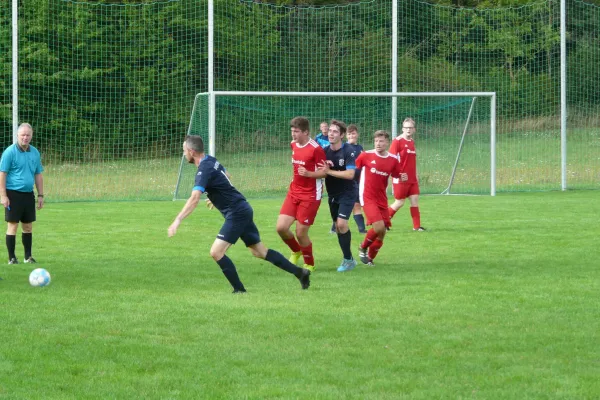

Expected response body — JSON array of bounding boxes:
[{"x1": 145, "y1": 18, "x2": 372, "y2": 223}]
[{"x1": 1, "y1": 191, "x2": 599, "y2": 399}]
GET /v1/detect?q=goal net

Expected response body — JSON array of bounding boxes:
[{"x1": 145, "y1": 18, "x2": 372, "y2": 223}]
[{"x1": 174, "y1": 92, "x2": 495, "y2": 200}]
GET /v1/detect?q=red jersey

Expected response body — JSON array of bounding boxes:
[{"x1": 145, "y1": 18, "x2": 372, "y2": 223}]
[
  {"x1": 289, "y1": 139, "x2": 326, "y2": 201},
  {"x1": 355, "y1": 150, "x2": 402, "y2": 207},
  {"x1": 389, "y1": 136, "x2": 417, "y2": 183}
]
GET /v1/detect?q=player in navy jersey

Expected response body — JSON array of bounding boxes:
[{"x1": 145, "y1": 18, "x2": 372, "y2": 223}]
[
  {"x1": 317, "y1": 120, "x2": 358, "y2": 272},
  {"x1": 345, "y1": 124, "x2": 367, "y2": 234},
  {"x1": 168, "y1": 135, "x2": 311, "y2": 293}
]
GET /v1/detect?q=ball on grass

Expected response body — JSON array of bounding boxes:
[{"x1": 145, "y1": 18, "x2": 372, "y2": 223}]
[{"x1": 29, "y1": 268, "x2": 51, "y2": 287}]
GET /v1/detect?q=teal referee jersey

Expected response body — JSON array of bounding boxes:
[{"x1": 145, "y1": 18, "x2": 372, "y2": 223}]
[{"x1": 0, "y1": 144, "x2": 44, "y2": 192}]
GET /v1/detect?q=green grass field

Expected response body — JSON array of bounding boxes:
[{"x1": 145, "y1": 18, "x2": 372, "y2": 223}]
[{"x1": 1, "y1": 191, "x2": 599, "y2": 399}]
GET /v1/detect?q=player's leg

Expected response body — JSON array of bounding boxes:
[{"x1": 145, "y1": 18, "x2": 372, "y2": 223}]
[
  {"x1": 389, "y1": 180, "x2": 407, "y2": 219},
  {"x1": 408, "y1": 185, "x2": 425, "y2": 231},
  {"x1": 366, "y1": 219, "x2": 389, "y2": 263},
  {"x1": 212, "y1": 212, "x2": 249, "y2": 293},
  {"x1": 389, "y1": 198, "x2": 405, "y2": 216},
  {"x1": 5, "y1": 190, "x2": 22, "y2": 264},
  {"x1": 247, "y1": 241, "x2": 310, "y2": 290},
  {"x1": 21, "y1": 222, "x2": 34, "y2": 263},
  {"x1": 209, "y1": 238, "x2": 245, "y2": 292},
  {"x1": 335, "y1": 198, "x2": 357, "y2": 272},
  {"x1": 5, "y1": 221, "x2": 18, "y2": 264},
  {"x1": 276, "y1": 194, "x2": 302, "y2": 263},
  {"x1": 358, "y1": 202, "x2": 379, "y2": 263},
  {"x1": 329, "y1": 220, "x2": 336, "y2": 234},
  {"x1": 352, "y1": 202, "x2": 366, "y2": 234},
  {"x1": 328, "y1": 197, "x2": 337, "y2": 234},
  {"x1": 18, "y1": 192, "x2": 37, "y2": 263},
  {"x1": 295, "y1": 200, "x2": 320, "y2": 272},
  {"x1": 360, "y1": 205, "x2": 390, "y2": 265}
]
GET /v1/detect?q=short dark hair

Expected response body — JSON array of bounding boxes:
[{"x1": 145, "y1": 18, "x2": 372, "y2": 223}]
[
  {"x1": 373, "y1": 130, "x2": 390, "y2": 141},
  {"x1": 329, "y1": 119, "x2": 347, "y2": 136},
  {"x1": 347, "y1": 124, "x2": 358, "y2": 133},
  {"x1": 290, "y1": 116, "x2": 310, "y2": 132},
  {"x1": 185, "y1": 135, "x2": 205, "y2": 153}
]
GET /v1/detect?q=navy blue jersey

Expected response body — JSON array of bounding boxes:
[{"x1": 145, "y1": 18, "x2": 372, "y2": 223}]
[
  {"x1": 323, "y1": 143, "x2": 357, "y2": 197},
  {"x1": 346, "y1": 143, "x2": 364, "y2": 182},
  {"x1": 346, "y1": 143, "x2": 364, "y2": 158},
  {"x1": 193, "y1": 155, "x2": 247, "y2": 215}
]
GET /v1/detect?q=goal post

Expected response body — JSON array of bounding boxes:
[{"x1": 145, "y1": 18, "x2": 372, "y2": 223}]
[{"x1": 174, "y1": 91, "x2": 497, "y2": 200}]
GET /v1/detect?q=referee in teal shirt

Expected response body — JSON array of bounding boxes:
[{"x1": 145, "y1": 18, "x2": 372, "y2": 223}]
[{"x1": 0, "y1": 123, "x2": 44, "y2": 267}]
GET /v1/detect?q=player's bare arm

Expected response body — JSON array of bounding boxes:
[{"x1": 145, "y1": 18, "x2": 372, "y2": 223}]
[
  {"x1": 0, "y1": 172, "x2": 9, "y2": 209},
  {"x1": 168, "y1": 190, "x2": 202, "y2": 237},
  {"x1": 317, "y1": 161, "x2": 354, "y2": 180},
  {"x1": 35, "y1": 173, "x2": 44, "y2": 210},
  {"x1": 298, "y1": 166, "x2": 327, "y2": 179}
]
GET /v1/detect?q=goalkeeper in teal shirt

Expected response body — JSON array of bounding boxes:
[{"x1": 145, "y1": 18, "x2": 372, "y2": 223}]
[
  {"x1": 314, "y1": 121, "x2": 330, "y2": 148},
  {"x1": 0, "y1": 123, "x2": 44, "y2": 267}
]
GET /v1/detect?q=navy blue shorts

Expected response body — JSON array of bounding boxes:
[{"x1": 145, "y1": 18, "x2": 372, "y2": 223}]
[
  {"x1": 328, "y1": 194, "x2": 356, "y2": 221},
  {"x1": 218, "y1": 202, "x2": 261, "y2": 247}
]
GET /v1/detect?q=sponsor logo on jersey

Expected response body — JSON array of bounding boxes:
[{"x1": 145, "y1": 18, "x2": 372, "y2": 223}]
[
  {"x1": 339, "y1": 159, "x2": 345, "y2": 166},
  {"x1": 370, "y1": 167, "x2": 389, "y2": 176},
  {"x1": 292, "y1": 159, "x2": 306, "y2": 166},
  {"x1": 371, "y1": 160, "x2": 376, "y2": 164},
  {"x1": 406, "y1": 149, "x2": 416, "y2": 154}
]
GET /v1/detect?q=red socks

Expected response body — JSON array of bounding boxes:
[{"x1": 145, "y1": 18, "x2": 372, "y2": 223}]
[
  {"x1": 388, "y1": 207, "x2": 397, "y2": 219},
  {"x1": 283, "y1": 237, "x2": 301, "y2": 253},
  {"x1": 410, "y1": 207, "x2": 421, "y2": 229},
  {"x1": 300, "y1": 242, "x2": 314, "y2": 266},
  {"x1": 368, "y1": 239, "x2": 383, "y2": 260},
  {"x1": 361, "y1": 229, "x2": 378, "y2": 249}
]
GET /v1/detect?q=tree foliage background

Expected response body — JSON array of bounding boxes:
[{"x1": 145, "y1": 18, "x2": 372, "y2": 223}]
[{"x1": 0, "y1": 0, "x2": 598, "y2": 160}]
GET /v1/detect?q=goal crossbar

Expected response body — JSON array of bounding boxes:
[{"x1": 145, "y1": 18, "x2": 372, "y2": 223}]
[{"x1": 210, "y1": 91, "x2": 497, "y2": 97}]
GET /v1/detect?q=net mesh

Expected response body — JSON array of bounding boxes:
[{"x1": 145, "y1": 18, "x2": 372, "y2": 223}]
[
  {"x1": 0, "y1": 0, "x2": 598, "y2": 201},
  {"x1": 5, "y1": 0, "x2": 207, "y2": 201},
  {"x1": 175, "y1": 93, "x2": 492, "y2": 199},
  {"x1": 0, "y1": 3, "x2": 11, "y2": 144},
  {"x1": 567, "y1": 0, "x2": 600, "y2": 190}
]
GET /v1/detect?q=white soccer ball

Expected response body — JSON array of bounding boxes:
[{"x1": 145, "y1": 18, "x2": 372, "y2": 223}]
[{"x1": 29, "y1": 268, "x2": 51, "y2": 287}]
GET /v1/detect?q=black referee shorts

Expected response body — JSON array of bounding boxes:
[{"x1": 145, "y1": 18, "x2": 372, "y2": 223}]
[{"x1": 5, "y1": 190, "x2": 36, "y2": 223}]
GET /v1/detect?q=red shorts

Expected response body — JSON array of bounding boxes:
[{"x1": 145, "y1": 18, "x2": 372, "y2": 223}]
[
  {"x1": 392, "y1": 181, "x2": 420, "y2": 200},
  {"x1": 279, "y1": 193, "x2": 321, "y2": 226},
  {"x1": 362, "y1": 202, "x2": 391, "y2": 228}
]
